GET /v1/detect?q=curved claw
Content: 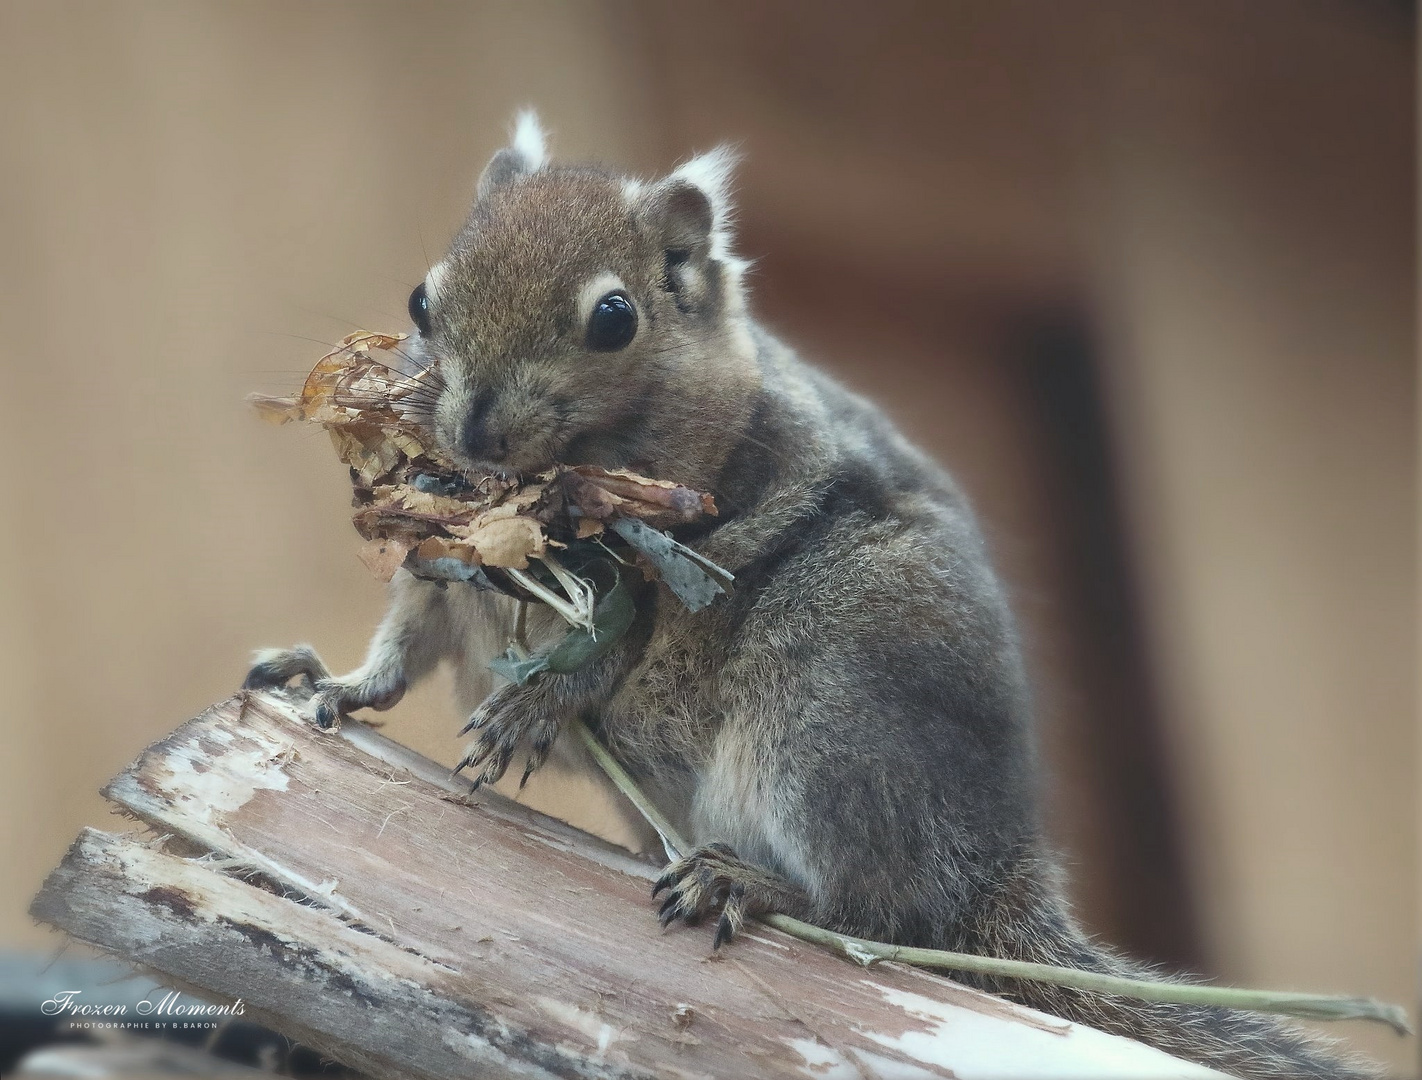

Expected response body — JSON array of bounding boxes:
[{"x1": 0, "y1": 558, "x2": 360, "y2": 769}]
[
  {"x1": 713, "y1": 912, "x2": 735, "y2": 950},
  {"x1": 519, "y1": 729, "x2": 557, "y2": 789},
  {"x1": 713, "y1": 883, "x2": 747, "y2": 950},
  {"x1": 457, "y1": 728, "x2": 497, "y2": 771},
  {"x1": 454, "y1": 749, "x2": 482, "y2": 775},
  {"x1": 458, "y1": 708, "x2": 489, "y2": 737},
  {"x1": 478, "y1": 744, "x2": 516, "y2": 787},
  {"x1": 658, "y1": 891, "x2": 682, "y2": 926}
]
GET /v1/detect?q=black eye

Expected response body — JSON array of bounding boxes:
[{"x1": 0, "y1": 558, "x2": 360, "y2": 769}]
[
  {"x1": 586, "y1": 292, "x2": 637, "y2": 351},
  {"x1": 408, "y1": 282, "x2": 431, "y2": 336}
]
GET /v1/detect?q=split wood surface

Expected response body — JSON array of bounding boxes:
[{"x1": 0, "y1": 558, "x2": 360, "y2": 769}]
[{"x1": 30, "y1": 691, "x2": 1228, "y2": 1079}]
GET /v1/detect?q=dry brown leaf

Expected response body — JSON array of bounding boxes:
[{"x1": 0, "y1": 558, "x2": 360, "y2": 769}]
[
  {"x1": 356, "y1": 538, "x2": 412, "y2": 583},
  {"x1": 572, "y1": 466, "x2": 717, "y2": 519},
  {"x1": 466, "y1": 515, "x2": 546, "y2": 569},
  {"x1": 415, "y1": 536, "x2": 479, "y2": 565},
  {"x1": 249, "y1": 393, "x2": 300, "y2": 425},
  {"x1": 393, "y1": 486, "x2": 474, "y2": 519}
]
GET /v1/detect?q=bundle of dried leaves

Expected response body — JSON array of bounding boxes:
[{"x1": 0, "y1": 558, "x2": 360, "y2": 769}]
[{"x1": 251, "y1": 333, "x2": 731, "y2": 659}]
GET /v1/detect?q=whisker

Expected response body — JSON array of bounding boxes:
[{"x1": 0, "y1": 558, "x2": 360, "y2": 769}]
[
  {"x1": 385, "y1": 345, "x2": 445, "y2": 384},
  {"x1": 419, "y1": 231, "x2": 435, "y2": 282},
  {"x1": 356, "y1": 365, "x2": 443, "y2": 396},
  {"x1": 247, "y1": 330, "x2": 369, "y2": 352}
]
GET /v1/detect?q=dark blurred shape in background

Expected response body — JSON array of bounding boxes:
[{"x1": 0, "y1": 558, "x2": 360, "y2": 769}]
[{"x1": 0, "y1": 2, "x2": 1412, "y2": 1071}]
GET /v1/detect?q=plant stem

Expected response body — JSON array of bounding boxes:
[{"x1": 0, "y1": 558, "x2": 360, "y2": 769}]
[
  {"x1": 569, "y1": 716, "x2": 1411, "y2": 1036},
  {"x1": 572, "y1": 718, "x2": 684, "y2": 862}
]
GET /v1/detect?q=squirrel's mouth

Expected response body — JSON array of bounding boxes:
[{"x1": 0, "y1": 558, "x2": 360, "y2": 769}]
[
  {"x1": 439, "y1": 403, "x2": 636, "y2": 482},
  {"x1": 456, "y1": 461, "x2": 522, "y2": 486},
  {"x1": 440, "y1": 428, "x2": 558, "y2": 484}
]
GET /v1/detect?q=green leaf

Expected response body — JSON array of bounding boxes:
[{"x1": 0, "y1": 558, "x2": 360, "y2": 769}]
[{"x1": 488, "y1": 649, "x2": 552, "y2": 686}]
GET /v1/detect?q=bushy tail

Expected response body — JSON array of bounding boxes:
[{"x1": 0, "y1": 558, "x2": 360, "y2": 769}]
[{"x1": 960, "y1": 859, "x2": 1380, "y2": 1079}]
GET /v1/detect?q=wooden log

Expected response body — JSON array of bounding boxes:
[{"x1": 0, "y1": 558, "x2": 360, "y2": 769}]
[{"x1": 31, "y1": 691, "x2": 1228, "y2": 1079}]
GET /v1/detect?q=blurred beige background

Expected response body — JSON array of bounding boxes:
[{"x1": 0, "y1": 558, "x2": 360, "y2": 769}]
[{"x1": 0, "y1": 1, "x2": 1413, "y2": 1073}]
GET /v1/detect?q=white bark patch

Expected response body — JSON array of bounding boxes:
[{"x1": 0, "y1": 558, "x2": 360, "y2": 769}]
[
  {"x1": 157, "y1": 723, "x2": 294, "y2": 823},
  {"x1": 856, "y1": 984, "x2": 1228, "y2": 1079},
  {"x1": 535, "y1": 997, "x2": 632, "y2": 1056},
  {"x1": 784, "y1": 1037, "x2": 865, "y2": 1078}
]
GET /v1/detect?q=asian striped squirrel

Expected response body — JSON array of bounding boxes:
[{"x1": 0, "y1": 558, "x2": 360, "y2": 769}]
[{"x1": 247, "y1": 113, "x2": 1372, "y2": 1079}]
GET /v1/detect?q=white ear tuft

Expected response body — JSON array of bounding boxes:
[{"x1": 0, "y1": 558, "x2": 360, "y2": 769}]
[
  {"x1": 510, "y1": 109, "x2": 548, "y2": 172},
  {"x1": 670, "y1": 146, "x2": 738, "y2": 205},
  {"x1": 667, "y1": 146, "x2": 740, "y2": 256},
  {"x1": 477, "y1": 110, "x2": 550, "y2": 200}
]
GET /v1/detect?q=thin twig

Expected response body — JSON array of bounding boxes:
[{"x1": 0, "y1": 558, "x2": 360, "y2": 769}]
[
  {"x1": 513, "y1": 601, "x2": 529, "y2": 654},
  {"x1": 572, "y1": 720, "x2": 682, "y2": 862},
  {"x1": 569, "y1": 717, "x2": 1411, "y2": 1035},
  {"x1": 504, "y1": 565, "x2": 594, "y2": 632}
]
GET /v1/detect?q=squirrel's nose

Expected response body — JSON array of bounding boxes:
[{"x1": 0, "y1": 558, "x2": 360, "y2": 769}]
[{"x1": 460, "y1": 398, "x2": 509, "y2": 462}]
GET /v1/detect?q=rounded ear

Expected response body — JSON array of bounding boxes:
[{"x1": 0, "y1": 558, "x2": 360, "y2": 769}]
[
  {"x1": 642, "y1": 148, "x2": 742, "y2": 313},
  {"x1": 477, "y1": 110, "x2": 548, "y2": 200},
  {"x1": 643, "y1": 146, "x2": 739, "y2": 258},
  {"x1": 649, "y1": 180, "x2": 715, "y2": 256}
]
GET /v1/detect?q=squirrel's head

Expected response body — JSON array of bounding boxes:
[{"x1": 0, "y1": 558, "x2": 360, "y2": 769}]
[{"x1": 412, "y1": 111, "x2": 761, "y2": 491}]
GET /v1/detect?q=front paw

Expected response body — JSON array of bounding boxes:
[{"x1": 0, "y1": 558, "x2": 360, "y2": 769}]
[
  {"x1": 653, "y1": 843, "x2": 760, "y2": 949},
  {"x1": 456, "y1": 681, "x2": 561, "y2": 789},
  {"x1": 308, "y1": 671, "x2": 406, "y2": 730},
  {"x1": 242, "y1": 647, "x2": 405, "y2": 731}
]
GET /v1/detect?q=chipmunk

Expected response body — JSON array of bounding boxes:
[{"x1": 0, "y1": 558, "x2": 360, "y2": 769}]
[{"x1": 246, "y1": 113, "x2": 1374, "y2": 1079}]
